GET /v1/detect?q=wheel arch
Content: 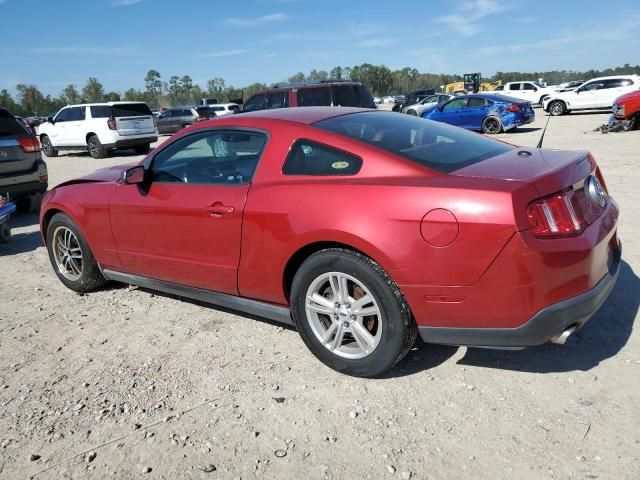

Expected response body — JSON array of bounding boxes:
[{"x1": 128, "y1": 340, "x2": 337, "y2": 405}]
[
  {"x1": 85, "y1": 132, "x2": 98, "y2": 143},
  {"x1": 282, "y1": 240, "x2": 396, "y2": 302}
]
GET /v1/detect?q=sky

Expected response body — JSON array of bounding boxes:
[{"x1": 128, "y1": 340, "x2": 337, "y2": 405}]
[{"x1": 1, "y1": 0, "x2": 639, "y2": 95}]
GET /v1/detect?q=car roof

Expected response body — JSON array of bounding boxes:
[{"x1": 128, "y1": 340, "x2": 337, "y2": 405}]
[
  {"x1": 64, "y1": 101, "x2": 150, "y2": 107},
  {"x1": 585, "y1": 75, "x2": 640, "y2": 82},
  {"x1": 230, "y1": 106, "x2": 368, "y2": 124}
]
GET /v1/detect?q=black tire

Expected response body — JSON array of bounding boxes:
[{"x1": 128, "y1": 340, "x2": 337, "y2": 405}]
[
  {"x1": 16, "y1": 192, "x2": 42, "y2": 213},
  {"x1": 45, "y1": 213, "x2": 107, "y2": 293},
  {"x1": 87, "y1": 135, "x2": 107, "y2": 159},
  {"x1": 548, "y1": 100, "x2": 566, "y2": 116},
  {"x1": 481, "y1": 116, "x2": 502, "y2": 134},
  {"x1": 629, "y1": 113, "x2": 640, "y2": 131},
  {"x1": 40, "y1": 135, "x2": 58, "y2": 157},
  {"x1": 0, "y1": 223, "x2": 10, "y2": 244},
  {"x1": 290, "y1": 248, "x2": 417, "y2": 377},
  {"x1": 134, "y1": 144, "x2": 150, "y2": 155},
  {"x1": 406, "y1": 109, "x2": 417, "y2": 116}
]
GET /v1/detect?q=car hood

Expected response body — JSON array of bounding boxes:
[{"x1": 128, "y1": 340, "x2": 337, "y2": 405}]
[
  {"x1": 55, "y1": 163, "x2": 135, "y2": 188},
  {"x1": 614, "y1": 90, "x2": 640, "y2": 103},
  {"x1": 453, "y1": 148, "x2": 593, "y2": 196}
]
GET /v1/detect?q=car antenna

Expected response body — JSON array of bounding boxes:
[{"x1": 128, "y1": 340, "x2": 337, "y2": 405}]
[{"x1": 536, "y1": 109, "x2": 552, "y2": 149}]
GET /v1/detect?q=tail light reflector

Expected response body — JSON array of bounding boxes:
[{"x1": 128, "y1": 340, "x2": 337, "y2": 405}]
[
  {"x1": 507, "y1": 104, "x2": 522, "y2": 112},
  {"x1": 107, "y1": 117, "x2": 117, "y2": 130},
  {"x1": 17, "y1": 136, "x2": 41, "y2": 153},
  {"x1": 527, "y1": 189, "x2": 585, "y2": 237}
]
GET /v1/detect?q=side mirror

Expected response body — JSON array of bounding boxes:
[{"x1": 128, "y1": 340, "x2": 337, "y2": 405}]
[
  {"x1": 47, "y1": 116, "x2": 54, "y2": 123},
  {"x1": 122, "y1": 165, "x2": 146, "y2": 185}
]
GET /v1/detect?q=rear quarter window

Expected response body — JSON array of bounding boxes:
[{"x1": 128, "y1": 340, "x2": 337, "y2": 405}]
[
  {"x1": 90, "y1": 106, "x2": 112, "y2": 118},
  {"x1": 0, "y1": 109, "x2": 29, "y2": 136},
  {"x1": 333, "y1": 85, "x2": 376, "y2": 108},
  {"x1": 283, "y1": 139, "x2": 362, "y2": 176}
]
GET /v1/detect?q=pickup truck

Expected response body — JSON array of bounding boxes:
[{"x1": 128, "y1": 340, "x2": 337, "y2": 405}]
[
  {"x1": 612, "y1": 90, "x2": 640, "y2": 130},
  {"x1": 488, "y1": 81, "x2": 559, "y2": 106}
]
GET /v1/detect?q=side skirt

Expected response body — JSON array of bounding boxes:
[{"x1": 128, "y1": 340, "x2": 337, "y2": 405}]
[{"x1": 102, "y1": 269, "x2": 294, "y2": 327}]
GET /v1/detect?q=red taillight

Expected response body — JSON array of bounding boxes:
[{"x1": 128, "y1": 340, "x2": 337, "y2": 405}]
[
  {"x1": 195, "y1": 115, "x2": 208, "y2": 122},
  {"x1": 507, "y1": 104, "x2": 522, "y2": 112},
  {"x1": 107, "y1": 117, "x2": 117, "y2": 130},
  {"x1": 527, "y1": 189, "x2": 585, "y2": 238},
  {"x1": 17, "y1": 136, "x2": 41, "y2": 153}
]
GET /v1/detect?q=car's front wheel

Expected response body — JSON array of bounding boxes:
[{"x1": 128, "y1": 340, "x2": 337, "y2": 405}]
[
  {"x1": 134, "y1": 144, "x2": 150, "y2": 155},
  {"x1": 548, "y1": 100, "x2": 566, "y2": 116},
  {"x1": 406, "y1": 109, "x2": 417, "y2": 116},
  {"x1": 46, "y1": 213, "x2": 107, "y2": 293},
  {"x1": 291, "y1": 248, "x2": 417, "y2": 377},
  {"x1": 40, "y1": 135, "x2": 58, "y2": 157}
]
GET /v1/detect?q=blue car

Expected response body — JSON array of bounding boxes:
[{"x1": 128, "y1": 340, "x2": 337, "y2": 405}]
[{"x1": 421, "y1": 94, "x2": 535, "y2": 134}]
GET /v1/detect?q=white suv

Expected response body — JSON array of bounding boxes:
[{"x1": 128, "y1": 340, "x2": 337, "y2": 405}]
[
  {"x1": 38, "y1": 102, "x2": 158, "y2": 158},
  {"x1": 542, "y1": 75, "x2": 640, "y2": 116},
  {"x1": 488, "y1": 81, "x2": 560, "y2": 106}
]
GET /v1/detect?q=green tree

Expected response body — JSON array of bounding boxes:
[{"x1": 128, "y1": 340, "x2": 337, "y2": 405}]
[
  {"x1": 0, "y1": 89, "x2": 19, "y2": 114},
  {"x1": 287, "y1": 72, "x2": 305, "y2": 83},
  {"x1": 104, "y1": 91, "x2": 121, "y2": 102},
  {"x1": 61, "y1": 84, "x2": 82, "y2": 105},
  {"x1": 206, "y1": 77, "x2": 226, "y2": 100},
  {"x1": 16, "y1": 84, "x2": 48, "y2": 115},
  {"x1": 82, "y1": 77, "x2": 105, "y2": 103}
]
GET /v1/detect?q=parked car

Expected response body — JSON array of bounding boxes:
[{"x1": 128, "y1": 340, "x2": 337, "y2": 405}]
[
  {"x1": 382, "y1": 96, "x2": 396, "y2": 103},
  {"x1": 422, "y1": 94, "x2": 534, "y2": 134},
  {"x1": 402, "y1": 94, "x2": 454, "y2": 116},
  {"x1": 483, "y1": 81, "x2": 559, "y2": 106},
  {"x1": 0, "y1": 107, "x2": 48, "y2": 212},
  {"x1": 242, "y1": 81, "x2": 376, "y2": 112},
  {"x1": 611, "y1": 90, "x2": 640, "y2": 130},
  {"x1": 542, "y1": 75, "x2": 640, "y2": 116},
  {"x1": 38, "y1": 102, "x2": 158, "y2": 159},
  {"x1": 155, "y1": 107, "x2": 217, "y2": 134},
  {"x1": 39, "y1": 107, "x2": 619, "y2": 377},
  {"x1": 373, "y1": 97, "x2": 383, "y2": 104},
  {"x1": 392, "y1": 89, "x2": 434, "y2": 112},
  {"x1": 204, "y1": 103, "x2": 240, "y2": 117},
  {"x1": 196, "y1": 98, "x2": 220, "y2": 108}
]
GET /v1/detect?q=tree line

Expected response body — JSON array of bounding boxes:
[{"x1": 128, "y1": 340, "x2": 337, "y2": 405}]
[{"x1": 2, "y1": 63, "x2": 639, "y2": 117}]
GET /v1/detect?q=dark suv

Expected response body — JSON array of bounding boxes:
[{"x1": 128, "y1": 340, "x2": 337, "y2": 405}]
[
  {"x1": 242, "y1": 81, "x2": 376, "y2": 112},
  {"x1": 156, "y1": 107, "x2": 217, "y2": 134},
  {"x1": 0, "y1": 107, "x2": 48, "y2": 212}
]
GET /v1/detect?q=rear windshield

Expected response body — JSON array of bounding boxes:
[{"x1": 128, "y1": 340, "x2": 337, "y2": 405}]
[
  {"x1": 90, "y1": 103, "x2": 152, "y2": 118},
  {"x1": 297, "y1": 87, "x2": 331, "y2": 107},
  {"x1": 333, "y1": 85, "x2": 376, "y2": 108},
  {"x1": 0, "y1": 109, "x2": 29, "y2": 137},
  {"x1": 314, "y1": 111, "x2": 513, "y2": 174}
]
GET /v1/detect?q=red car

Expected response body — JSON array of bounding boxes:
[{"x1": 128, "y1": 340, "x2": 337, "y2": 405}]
[
  {"x1": 612, "y1": 90, "x2": 640, "y2": 129},
  {"x1": 40, "y1": 108, "x2": 620, "y2": 377}
]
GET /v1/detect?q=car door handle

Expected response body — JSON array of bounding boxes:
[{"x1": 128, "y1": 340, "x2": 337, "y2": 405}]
[{"x1": 207, "y1": 203, "x2": 234, "y2": 216}]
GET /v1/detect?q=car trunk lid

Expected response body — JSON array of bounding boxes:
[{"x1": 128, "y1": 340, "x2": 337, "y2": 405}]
[
  {"x1": 111, "y1": 103, "x2": 156, "y2": 137},
  {"x1": 0, "y1": 111, "x2": 38, "y2": 179},
  {"x1": 452, "y1": 148, "x2": 594, "y2": 197}
]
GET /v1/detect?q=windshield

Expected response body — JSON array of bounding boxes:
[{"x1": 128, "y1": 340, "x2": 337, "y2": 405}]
[
  {"x1": 314, "y1": 111, "x2": 513, "y2": 174},
  {"x1": 533, "y1": 82, "x2": 545, "y2": 88}
]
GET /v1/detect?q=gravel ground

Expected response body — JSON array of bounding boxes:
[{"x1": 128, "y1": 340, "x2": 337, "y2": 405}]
[{"x1": 1, "y1": 110, "x2": 639, "y2": 480}]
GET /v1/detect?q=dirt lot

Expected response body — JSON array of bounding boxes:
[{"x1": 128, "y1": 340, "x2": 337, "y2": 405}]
[{"x1": 1, "y1": 111, "x2": 639, "y2": 480}]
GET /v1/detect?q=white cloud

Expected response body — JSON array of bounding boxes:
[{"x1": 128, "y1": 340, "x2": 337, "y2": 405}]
[
  {"x1": 204, "y1": 49, "x2": 248, "y2": 57},
  {"x1": 225, "y1": 12, "x2": 288, "y2": 27},
  {"x1": 437, "y1": 0, "x2": 506, "y2": 37}
]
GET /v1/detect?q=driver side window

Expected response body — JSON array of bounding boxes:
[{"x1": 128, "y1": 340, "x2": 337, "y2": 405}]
[{"x1": 151, "y1": 130, "x2": 267, "y2": 185}]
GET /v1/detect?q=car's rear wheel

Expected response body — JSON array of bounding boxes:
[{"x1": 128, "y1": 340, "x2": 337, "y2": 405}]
[
  {"x1": 406, "y1": 109, "x2": 417, "y2": 116},
  {"x1": 46, "y1": 213, "x2": 107, "y2": 293},
  {"x1": 134, "y1": 144, "x2": 150, "y2": 155},
  {"x1": 0, "y1": 223, "x2": 10, "y2": 243},
  {"x1": 290, "y1": 248, "x2": 417, "y2": 377},
  {"x1": 16, "y1": 192, "x2": 42, "y2": 213},
  {"x1": 629, "y1": 113, "x2": 640, "y2": 131},
  {"x1": 548, "y1": 100, "x2": 566, "y2": 116},
  {"x1": 481, "y1": 116, "x2": 502, "y2": 134},
  {"x1": 40, "y1": 135, "x2": 58, "y2": 157},
  {"x1": 87, "y1": 135, "x2": 107, "y2": 159}
]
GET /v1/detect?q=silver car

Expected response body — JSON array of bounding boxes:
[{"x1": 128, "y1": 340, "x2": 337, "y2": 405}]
[{"x1": 402, "y1": 94, "x2": 454, "y2": 116}]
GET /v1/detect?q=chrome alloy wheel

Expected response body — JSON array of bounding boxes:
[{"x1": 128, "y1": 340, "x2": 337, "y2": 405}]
[
  {"x1": 305, "y1": 272, "x2": 382, "y2": 359},
  {"x1": 52, "y1": 226, "x2": 83, "y2": 281}
]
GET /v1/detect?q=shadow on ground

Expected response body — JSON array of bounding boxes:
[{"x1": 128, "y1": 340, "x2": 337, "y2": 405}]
[{"x1": 0, "y1": 213, "x2": 42, "y2": 256}]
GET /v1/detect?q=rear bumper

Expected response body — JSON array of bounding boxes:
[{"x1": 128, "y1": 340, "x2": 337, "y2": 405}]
[
  {"x1": 418, "y1": 244, "x2": 621, "y2": 347},
  {"x1": 108, "y1": 136, "x2": 158, "y2": 149},
  {"x1": 0, "y1": 160, "x2": 48, "y2": 199}
]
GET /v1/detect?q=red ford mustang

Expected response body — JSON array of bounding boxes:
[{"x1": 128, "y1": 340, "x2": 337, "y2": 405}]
[{"x1": 40, "y1": 107, "x2": 620, "y2": 377}]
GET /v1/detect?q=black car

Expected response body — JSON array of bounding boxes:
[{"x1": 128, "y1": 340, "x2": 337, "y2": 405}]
[
  {"x1": 392, "y1": 89, "x2": 435, "y2": 112},
  {"x1": 0, "y1": 107, "x2": 48, "y2": 212}
]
